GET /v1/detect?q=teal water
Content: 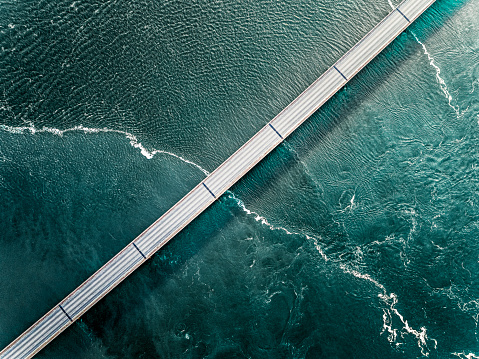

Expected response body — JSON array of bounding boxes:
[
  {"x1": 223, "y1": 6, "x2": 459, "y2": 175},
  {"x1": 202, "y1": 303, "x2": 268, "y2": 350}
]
[{"x1": 1, "y1": 0, "x2": 478, "y2": 358}]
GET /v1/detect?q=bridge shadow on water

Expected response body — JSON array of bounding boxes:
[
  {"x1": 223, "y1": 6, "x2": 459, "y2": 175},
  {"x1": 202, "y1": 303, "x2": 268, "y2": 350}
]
[{"x1": 230, "y1": 0, "x2": 470, "y2": 206}]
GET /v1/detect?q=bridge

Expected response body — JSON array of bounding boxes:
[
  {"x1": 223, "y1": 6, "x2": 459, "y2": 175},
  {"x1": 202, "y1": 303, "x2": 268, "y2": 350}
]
[{"x1": 0, "y1": 0, "x2": 435, "y2": 357}]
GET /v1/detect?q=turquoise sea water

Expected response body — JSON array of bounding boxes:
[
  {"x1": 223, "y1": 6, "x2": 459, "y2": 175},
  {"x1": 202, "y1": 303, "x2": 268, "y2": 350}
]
[{"x1": 1, "y1": 0, "x2": 479, "y2": 357}]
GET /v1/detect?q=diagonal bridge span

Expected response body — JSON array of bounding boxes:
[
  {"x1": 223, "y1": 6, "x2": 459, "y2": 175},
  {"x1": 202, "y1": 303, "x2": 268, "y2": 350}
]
[{"x1": 0, "y1": 0, "x2": 435, "y2": 357}]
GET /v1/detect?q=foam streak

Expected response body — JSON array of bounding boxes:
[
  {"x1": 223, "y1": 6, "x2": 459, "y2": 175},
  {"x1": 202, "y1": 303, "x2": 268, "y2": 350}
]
[
  {"x1": 0, "y1": 123, "x2": 210, "y2": 175},
  {"x1": 386, "y1": 0, "x2": 461, "y2": 117},
  {"x1": 226, "y1": 191, "x2": 329, "y2": 262},
  {"x1": 452, "y1": 353, "x2": 479, "y2": 359},
  {"x1": 340, "y1": 265, "x2": 437, "y2": 356},
  {"x1": 412, "y1": 32, "x2": 461, "y2": 117}
]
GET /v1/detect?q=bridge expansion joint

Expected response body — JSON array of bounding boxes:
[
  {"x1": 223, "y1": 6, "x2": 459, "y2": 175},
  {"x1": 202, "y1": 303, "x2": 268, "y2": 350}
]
[
  {"x1": 202, "y1": 183, "x2": 216, "y2": 199},
  {"x1": 58, "y1": 305, "x2": 73, "y2": 322},
  {"x1": 396, "y1": 8, "x2": 411, "y2": 22},
  {"x1": 132, "y1": 242, "x2": 147, "y2": 259},
  {"x1": 268, "y1": 123, "x2": 283, "y2": 139},
  {"x1": 333, "y1": 65, "x2": 348, "y2": 81}
]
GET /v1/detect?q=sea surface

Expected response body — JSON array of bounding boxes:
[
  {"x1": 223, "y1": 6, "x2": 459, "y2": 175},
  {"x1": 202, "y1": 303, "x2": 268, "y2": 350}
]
[{"x1": 1, "y1": 0, "x2": 478, "y2": 357}]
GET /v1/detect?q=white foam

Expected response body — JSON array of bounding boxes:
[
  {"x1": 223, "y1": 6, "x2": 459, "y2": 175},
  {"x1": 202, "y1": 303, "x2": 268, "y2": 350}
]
[
  {"x1": 412, "y1": 32, "x2": 462, "y2": 118},
  {"x1": 403, "y1": 208, "x2": 418, "y2": 242},
  {"x1": 381, "y1": 308, "x2": 399, "y2": 345},
  {"x1": 385, "y1": 0, "x2": 465, "y2": 119},
  {"x1": 226, "y1": 191, "x2": 329, "y2": 262},
  {"x1": 340, "y1": 264, "x2": 437, "y2": 356},
  {"x1": 338, "y1": 189, "x2": 357, "y2": 213},
  {"x1": 452, "y1": 353, "x2": 479, "y2": 359},
  {"x1": 383, "y1": 292, "x2": 437, "y2": 357},
  {"x1": 340, "y1": 264, "x2": 387, "y2": 292},
  {"x1": 0, "y1": 123, "x2": 210, "y2": 176}
]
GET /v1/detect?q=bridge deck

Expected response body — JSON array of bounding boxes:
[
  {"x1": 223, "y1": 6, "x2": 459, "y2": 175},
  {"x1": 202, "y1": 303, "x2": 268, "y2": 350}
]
[{"x1": 0, "y1": 0, "x2": 435, "y2": 357}]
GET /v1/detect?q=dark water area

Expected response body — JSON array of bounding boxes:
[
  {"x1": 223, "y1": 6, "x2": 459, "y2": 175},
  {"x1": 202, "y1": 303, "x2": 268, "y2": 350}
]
[{"x1": 1, "y1": 0, "x2": 479, "y2": 358}]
